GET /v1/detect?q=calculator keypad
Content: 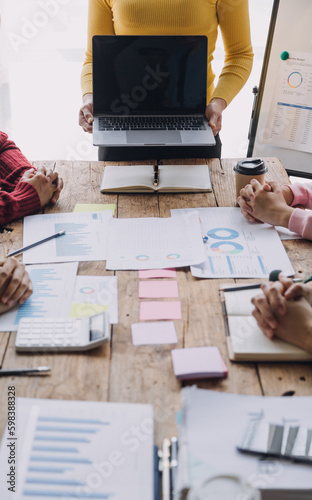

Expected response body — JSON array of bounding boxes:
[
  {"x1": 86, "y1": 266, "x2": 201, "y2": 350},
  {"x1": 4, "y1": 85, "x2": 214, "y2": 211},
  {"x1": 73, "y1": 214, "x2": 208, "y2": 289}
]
[{"x1": 16, "y1": 318, "x2": 90, "y2": 350}]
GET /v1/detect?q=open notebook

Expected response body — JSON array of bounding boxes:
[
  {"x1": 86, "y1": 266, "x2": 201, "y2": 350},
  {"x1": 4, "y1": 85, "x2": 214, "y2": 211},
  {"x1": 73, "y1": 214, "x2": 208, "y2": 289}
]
[
  {"x1": 221, "y1": 286, "x2": 312, "y2": 362},
  {"x1": 100, "y1": 164, "x2": 212, "y2": 193}
]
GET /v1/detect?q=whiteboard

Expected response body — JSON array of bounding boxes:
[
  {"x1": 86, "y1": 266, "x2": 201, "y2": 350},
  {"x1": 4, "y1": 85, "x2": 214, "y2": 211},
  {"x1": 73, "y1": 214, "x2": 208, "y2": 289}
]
[{"x1": 248, "y1": 0, "x2": 312, "y2": 177}]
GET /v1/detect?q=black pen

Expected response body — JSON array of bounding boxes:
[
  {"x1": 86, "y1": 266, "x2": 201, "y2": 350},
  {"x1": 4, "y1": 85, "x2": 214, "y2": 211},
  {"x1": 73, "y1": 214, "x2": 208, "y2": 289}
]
[
  {"x1": 0, "y1": 366, "x2": 51, "y2": 376},
  {"x1": 7, "y1": 230, "x2": 66, "y2": 257},
  {"x1": 153, "y1": 165, "x2": 159, "y2": 187}
]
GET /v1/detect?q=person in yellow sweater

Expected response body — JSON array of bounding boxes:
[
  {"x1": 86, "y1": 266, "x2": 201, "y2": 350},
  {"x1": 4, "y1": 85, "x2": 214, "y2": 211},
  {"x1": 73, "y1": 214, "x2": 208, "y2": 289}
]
[{"x1": 79, "y1": 0, "x2": 253, "y2": 160}]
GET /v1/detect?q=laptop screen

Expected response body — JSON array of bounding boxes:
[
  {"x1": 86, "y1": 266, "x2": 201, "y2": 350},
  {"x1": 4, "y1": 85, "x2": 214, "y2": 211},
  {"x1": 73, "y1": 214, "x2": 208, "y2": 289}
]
[{"x1": 93, "y1": 36, "x2": 207, "y2": 116}]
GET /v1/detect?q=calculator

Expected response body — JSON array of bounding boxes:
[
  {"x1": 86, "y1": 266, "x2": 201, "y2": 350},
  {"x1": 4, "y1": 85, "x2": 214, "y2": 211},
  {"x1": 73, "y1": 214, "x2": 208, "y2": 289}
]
[{"x1": 15, "y1": 313, "x2": 110, "y2": 352}]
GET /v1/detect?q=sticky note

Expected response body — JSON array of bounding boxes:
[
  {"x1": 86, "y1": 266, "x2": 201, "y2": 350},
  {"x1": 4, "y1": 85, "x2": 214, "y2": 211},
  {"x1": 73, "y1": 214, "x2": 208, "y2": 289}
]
[
  {"x1": 69, "y1": 303, "x2": 109, "y2": 318},
  {"x1": 74, "y1": 203, "x2": 116, "y2": 215},
  {"x1": 171, "y1": 347, "x2": 228, "y2": 380},
  {"x1": 131, "y1": 321, "x2": 178, "y2": 345},
  {"x1": 138, "y1": 269, "x2": 177, "y2": 279},
  {"x1": 140, "y1": 301, "x2": 182, "y2": 321},
  {"x1": 139, "y1": 280, "x2": 179, "y2": 298}
]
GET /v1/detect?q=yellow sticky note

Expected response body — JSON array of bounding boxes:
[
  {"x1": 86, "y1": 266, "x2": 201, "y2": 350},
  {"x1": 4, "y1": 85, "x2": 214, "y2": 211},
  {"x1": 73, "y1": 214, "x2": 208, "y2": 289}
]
[
  {"x1": 69, "y1": 303, "x2": 109, "y2": 318},
  {"x1": 73, "y1": 203, "x2": 116, "y2": 215}
]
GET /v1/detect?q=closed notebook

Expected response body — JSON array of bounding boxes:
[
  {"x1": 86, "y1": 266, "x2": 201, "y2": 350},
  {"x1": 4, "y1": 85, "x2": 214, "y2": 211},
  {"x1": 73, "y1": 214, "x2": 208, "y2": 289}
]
[
  {"x1": 100, "y1": 164, "x2": 212, "y2": 193},
  {"x1": 222, "y1": 286, "x2": 312, "y2": 362}
]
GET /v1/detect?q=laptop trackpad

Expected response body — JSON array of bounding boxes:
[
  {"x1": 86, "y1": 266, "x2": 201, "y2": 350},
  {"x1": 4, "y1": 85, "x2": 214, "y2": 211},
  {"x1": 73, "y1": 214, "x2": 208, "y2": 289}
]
[{"x1": 126, "y1": 131, "x2": 182, "y2": 144}]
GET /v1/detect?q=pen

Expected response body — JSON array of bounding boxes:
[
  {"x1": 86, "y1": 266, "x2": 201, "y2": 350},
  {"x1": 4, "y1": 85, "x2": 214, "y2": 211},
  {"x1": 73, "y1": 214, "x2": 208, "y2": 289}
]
[
  {"x1": 170, "y1": 437, "x2": 178, "y2": 500},
  {"x1": 7, "y1": 230, "x2": 66, "y2": 257},
  {"x1": 162, "y1": 438, "x2": 171, "y2": 500},
  {"x1": 0, "y1": 366, "x2": 51, "y2": 376},
  {"x1": 153, "y1": 165, "x2": 159, "y2": 187}
]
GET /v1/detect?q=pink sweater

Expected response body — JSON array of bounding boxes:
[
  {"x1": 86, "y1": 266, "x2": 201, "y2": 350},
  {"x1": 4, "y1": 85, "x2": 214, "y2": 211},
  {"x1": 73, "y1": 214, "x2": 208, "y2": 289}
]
[{"x1": 288, "y1": 183, "x2": 312, "y2": 240}]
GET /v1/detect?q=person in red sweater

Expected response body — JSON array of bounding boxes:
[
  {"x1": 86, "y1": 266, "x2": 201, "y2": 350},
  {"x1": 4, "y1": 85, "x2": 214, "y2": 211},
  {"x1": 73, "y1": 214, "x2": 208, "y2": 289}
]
[
  {"x1": 0, "y1": 132, "x2": 63, "y2": 225},
  {"x1": 0, "y1": 257, "x2": 32, "y2": 314}
]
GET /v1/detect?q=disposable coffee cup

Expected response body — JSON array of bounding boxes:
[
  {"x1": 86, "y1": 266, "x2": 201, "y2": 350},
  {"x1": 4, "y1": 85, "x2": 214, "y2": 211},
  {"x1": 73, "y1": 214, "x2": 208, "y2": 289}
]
[{"x1": 234, "y1": 159, "x2": 268, "y2": 198}]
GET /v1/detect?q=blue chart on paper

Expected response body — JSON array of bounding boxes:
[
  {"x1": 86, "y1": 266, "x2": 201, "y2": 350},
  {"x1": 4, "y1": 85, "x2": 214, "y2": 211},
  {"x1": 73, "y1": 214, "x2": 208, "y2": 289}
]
[
  {"x1": 23, "y1": 415, "x2": 111, "y2": 498},
  {"x1": 54, "y1": 223, "x2": 93, "y2": 257},
  {"x1": 14, "y1": 268, "x2": 60, "y2": 325},
  {"x1": 207, "y1": 228, "x2": 240, "y2": 240}
]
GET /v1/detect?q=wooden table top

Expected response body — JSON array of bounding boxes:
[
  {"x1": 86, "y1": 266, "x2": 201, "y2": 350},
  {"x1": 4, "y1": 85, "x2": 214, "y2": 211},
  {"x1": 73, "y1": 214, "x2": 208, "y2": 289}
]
[{"x1": 0, "y1": 157, "x2": 312, "y2": 445}]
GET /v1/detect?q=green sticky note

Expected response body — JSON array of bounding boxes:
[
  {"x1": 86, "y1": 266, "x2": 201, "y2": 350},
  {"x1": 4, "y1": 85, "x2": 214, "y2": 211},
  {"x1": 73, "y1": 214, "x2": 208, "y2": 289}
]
[
  {"x1": 280, "y1": 51, "x2": 289, "y2": 61},
  {"x1": 74, "y1": 203, "x2": 116, "y2": 214},
  {"x1": 69, "y1": 302, "x2": 109, "y2": 318}
]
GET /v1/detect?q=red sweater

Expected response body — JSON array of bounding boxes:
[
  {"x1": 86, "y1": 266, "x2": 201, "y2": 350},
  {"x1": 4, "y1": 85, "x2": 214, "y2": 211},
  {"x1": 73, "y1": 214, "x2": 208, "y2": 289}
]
[{"x1": 0, "y1": 132, "x2": 41, "y2": 226}]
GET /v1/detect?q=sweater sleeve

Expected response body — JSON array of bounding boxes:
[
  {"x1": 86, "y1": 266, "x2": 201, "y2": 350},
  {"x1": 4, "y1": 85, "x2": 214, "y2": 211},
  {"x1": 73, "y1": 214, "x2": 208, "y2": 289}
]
[
  {"x1": 0, "y1": 131, "x2": 35, "y2": 191},
  {"x1": 289, "y1": 182, "x2": 312, "y2": 210},
  {"x1": 0, "y1": 182, "x2": 41, "y2": 226},
  {"x1": 81, "y1": 0, "x2": 114, "y2": 96},
  {"x1": 288, "y1": 209, "x2": 312, "y2": 241},
  {"x1": 213, "y1": 0, "x2": 254, "y2": 105}
]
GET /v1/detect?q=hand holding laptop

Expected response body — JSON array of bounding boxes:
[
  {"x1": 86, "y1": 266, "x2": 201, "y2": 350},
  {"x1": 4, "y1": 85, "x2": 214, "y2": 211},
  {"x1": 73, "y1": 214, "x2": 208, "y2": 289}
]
[
  {"x1": 205, "y1": 97, "x2": 227, "y2": 136},
  {"x1": 79, "y1": 92, "x2": 94, "y2": 133}
]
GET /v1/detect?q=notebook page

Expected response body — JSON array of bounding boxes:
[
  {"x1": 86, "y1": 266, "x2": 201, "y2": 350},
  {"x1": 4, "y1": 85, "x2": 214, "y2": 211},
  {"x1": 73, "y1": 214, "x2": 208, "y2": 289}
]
[
  {"x1": 159, "y1": 164, "x2": 211, "y2": 190},
  {"x1": 101, "y1": 165, "x2": 153, "y2": 190}
]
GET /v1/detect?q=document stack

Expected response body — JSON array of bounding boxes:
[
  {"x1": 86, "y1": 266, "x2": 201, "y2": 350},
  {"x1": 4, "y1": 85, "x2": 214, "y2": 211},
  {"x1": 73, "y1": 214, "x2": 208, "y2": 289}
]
[{"x1": 176, "y1": 387, "x2": 312, "y2": 500}]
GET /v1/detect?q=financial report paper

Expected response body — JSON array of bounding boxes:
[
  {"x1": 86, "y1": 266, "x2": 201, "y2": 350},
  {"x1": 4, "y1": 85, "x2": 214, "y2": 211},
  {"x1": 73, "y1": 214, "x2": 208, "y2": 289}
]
[
  {"x1": 0, "y1": 398, "x2": 154, "y2": 500},
  {"x1": 106, "y1": 212, "x2": 205, "y2": 270},
  {"x1": 22, "y1": 211, "x2": 112, "y2": 264},
  {"x1": 171, "y1": 207, "x2": 294, "y2": 278},
  {"x1": 0, "y1": 262, "x2": 78, "y2": 331}
]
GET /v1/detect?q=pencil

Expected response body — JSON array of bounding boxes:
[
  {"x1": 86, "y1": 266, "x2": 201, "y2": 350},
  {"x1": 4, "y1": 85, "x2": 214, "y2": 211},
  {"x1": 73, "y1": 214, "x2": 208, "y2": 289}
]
[{"x1": 7, "y1": 230, "x2": 66, "y2": 258}]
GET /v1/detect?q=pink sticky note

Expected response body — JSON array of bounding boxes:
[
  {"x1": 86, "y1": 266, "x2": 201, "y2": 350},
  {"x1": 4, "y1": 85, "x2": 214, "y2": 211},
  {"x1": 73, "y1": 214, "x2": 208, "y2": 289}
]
[
  {"x1": 171, "y1": 347, "x2": 228, "y2": 380},
  {"x1": 140, "y1": 301, "x2": 182, "y2": 321},
  {"x1": 131, "y1": 321, "x2": 178, "y2": 345},
  {"x1": 139, "y1": 280, "x2": 179, "y2": 299},
  {"x1": 139, "y1": 269, "x2": 177, "y2": 279}
]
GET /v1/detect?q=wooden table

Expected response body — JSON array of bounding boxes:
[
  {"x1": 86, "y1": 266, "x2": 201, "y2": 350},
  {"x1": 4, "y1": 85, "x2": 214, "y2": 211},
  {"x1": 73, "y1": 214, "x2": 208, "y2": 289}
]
[{"x1": 1, "y1": 157, "x2": 312, "y2": 445}]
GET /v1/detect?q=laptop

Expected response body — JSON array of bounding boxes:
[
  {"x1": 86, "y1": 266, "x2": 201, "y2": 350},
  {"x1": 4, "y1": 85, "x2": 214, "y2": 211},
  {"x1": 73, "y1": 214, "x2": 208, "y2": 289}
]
[{"x1": 92, "y1": 35, "x2": 215, "y2": 147}]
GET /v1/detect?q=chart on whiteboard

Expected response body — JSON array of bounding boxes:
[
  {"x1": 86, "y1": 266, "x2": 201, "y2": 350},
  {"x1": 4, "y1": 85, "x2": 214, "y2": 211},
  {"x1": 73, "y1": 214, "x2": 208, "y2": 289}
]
[
  {"x1": 171, "y1": 208, "x2": 294, "y2": 278},
  {"x1": 263, "y1": 51, "x2": 312, "y2": 153}
]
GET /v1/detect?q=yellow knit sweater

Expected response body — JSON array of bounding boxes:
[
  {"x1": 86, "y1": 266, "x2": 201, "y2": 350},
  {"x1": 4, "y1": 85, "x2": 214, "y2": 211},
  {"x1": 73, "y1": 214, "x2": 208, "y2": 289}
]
[{"x1": 81, "y1": 0, "x2": 254, "y2": 105}]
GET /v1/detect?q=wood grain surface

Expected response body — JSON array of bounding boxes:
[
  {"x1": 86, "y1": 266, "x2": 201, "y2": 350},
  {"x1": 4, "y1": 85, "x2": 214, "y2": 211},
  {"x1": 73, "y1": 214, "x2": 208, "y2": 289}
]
[{"x1": 0, "y1": 157, "x2": 311, "y2": 446}]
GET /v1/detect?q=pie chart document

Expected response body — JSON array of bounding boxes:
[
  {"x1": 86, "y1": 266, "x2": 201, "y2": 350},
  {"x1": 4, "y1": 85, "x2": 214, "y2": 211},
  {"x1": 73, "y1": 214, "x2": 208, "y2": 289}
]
[{"x1": 171, "y1": 207, "x2": 295, "y2": 278}]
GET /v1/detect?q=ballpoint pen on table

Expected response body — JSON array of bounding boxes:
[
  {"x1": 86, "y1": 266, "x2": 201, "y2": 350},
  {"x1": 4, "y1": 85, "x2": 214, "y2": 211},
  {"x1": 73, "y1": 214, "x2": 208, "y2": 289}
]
[
  {"x1": 7, "y1": 230, "x2": 66, "y2": 257},
  {"x1": 0, "y1": 366, "x2": 51, "y2": 376}
]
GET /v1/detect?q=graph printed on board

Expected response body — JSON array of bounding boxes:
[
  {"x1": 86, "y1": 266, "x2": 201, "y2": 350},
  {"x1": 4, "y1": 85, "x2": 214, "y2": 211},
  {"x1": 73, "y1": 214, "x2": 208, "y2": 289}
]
[
  {"x1": 171, "y1": 208, "x2": 294, "y2": 279},
  {"x1": 263, "y1": 51, "x2": 312, "y2": 153}
]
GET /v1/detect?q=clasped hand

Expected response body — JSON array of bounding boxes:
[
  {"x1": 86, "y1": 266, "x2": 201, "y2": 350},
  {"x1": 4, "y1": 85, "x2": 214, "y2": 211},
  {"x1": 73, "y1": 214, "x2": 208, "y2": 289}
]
[
  {"x1": 237, "y1": 179, "x2": 295, "y2": 228},
  {"x1": 20, "y1": 166, "x2": 63, "y2": 207}
]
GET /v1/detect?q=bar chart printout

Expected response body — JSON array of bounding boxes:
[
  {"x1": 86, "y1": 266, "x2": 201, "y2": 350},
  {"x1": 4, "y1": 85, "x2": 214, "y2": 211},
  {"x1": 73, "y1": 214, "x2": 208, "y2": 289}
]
[
  {"x1": 0, "y1": 398, "x2": 154, "y2": 500},
  {"x1": 22, "y1": 211, "x2": 112, "y2": 264},
  {"x1": 0, "y1": 263, "x2": 78, "y2": 332}
]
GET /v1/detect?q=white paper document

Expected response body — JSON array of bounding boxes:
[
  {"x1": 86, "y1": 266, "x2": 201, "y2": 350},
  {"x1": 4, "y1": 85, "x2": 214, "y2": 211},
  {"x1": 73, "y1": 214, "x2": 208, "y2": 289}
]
[
  {"x1": 22, "y1": 211, "x2": 112, "y2": 264},
  {"x1": 0, "y1": 397, "x2": 154, "y2": 500},
  {"x1": 0, "y1": 263, "x2": 78, "y2": 332},
  {"x1": 177, "y1": 388, "x2": 312, "y2": 498},
  {"x1": 263, "y1": 51, "x2": 312, "y2": 153},
  {"x1": 70, "y1": 275, "x2": 118, "y2": 324},
  {"x1": 171, "y1": 207, "x2": 294, "y2": 278},
  {"x1": 106, "y1": 212, "x2": 205, "y2": 270}
]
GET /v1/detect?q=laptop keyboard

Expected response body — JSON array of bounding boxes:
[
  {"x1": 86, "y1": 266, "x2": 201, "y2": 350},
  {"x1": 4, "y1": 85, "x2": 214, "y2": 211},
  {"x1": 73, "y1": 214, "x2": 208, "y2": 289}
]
[{"x1": 98, "y1": 116, "x2": 206, "y2": 131}]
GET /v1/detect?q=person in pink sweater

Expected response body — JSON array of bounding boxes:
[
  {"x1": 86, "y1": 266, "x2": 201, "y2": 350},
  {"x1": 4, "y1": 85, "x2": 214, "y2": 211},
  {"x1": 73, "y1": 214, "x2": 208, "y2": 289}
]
[{"x1": 237, "y1": 179, "x2": 312, "y2": 240}]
